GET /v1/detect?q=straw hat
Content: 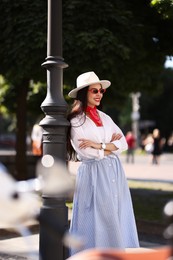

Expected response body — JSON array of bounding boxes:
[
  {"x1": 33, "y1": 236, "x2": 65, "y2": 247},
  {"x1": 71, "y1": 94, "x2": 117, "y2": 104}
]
[{"x1": 68, "y1": 71, "x2": 111, "y2": 98}]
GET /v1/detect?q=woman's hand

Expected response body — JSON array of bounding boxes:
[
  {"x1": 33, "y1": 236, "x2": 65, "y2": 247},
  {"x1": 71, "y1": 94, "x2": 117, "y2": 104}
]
[
  {"x1": 78, "y1": 133, "x2": 122, "y2": 151},
  {"x1": 104, "y1": 150, "x2": 112, "y2": 156},
  {"x1": 111, "y1": 133, "x2": 122, "y2": 142},
  {"x1": 78, "y1": 139, "x2": 101, "y2": 150}
]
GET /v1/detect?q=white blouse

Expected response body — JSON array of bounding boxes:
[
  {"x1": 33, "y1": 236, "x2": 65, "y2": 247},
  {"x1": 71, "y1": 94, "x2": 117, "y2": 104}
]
[{"x1": 70, "y1": 110, "x2": 128, "y2": 161}]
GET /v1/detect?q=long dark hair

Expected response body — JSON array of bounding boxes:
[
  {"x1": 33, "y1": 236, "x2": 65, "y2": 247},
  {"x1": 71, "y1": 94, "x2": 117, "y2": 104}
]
[{"x1": 66, "y1": 86, "x2": 102, "y2": 161}]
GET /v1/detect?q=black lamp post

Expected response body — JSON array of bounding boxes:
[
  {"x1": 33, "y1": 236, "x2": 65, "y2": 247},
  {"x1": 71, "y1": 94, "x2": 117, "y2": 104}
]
[{"x1": 39, "y1": 0, "x2": 69, "y2": 259}]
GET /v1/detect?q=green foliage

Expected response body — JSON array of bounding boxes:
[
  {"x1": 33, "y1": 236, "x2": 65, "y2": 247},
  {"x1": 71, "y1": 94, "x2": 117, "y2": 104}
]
[
  {"x1": 0, "y1": 0, "x2": 173, "y2": 127},
  {"x1": 151, "y1": 0, "x2": 173, "y2": 19},
  {"x1": 0, "y1": 75, "x2": 16, "y2": 114},
  {"x1": 0, "y1": 76, "x2": 16, "y2": 132},
  {"x1": 27, "y1": 81, "x2": 46, "y2": 122},
  {"x1": 140, "y1": 68, "x2": 173, "y2": 137},
  {"x1": 63, "y1": 0, "x2": 173, "y2": 100},
  {"x1": 0, "y1": 1, "x2": 47, "y2": 84},
  {"x1": 0, "y1": 76, "x2": 8, "y2": 109},
  {"x1": 0, "y1": 1, "x2": 173, "y2": 104}
]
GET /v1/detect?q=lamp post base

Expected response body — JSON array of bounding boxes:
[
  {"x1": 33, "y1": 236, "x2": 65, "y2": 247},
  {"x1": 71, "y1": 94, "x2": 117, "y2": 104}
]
[{"x1": 39, "y1": 196, "x2": 69, "y2": 260}]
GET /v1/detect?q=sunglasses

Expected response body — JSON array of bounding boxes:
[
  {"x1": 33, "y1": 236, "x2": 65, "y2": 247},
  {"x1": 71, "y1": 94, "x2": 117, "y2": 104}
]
[{"x1": 88, "y1": 88, "x2": 106, "y2": 94}]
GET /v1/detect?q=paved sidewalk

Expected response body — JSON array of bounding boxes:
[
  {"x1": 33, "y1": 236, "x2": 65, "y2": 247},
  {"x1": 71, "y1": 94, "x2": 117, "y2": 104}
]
[
  {"x1": 69, "y1": 153, "x2": 173, "y2": 183},
  {"x1": 121, "y1": 153, "x2": 173, "y2": 183}
]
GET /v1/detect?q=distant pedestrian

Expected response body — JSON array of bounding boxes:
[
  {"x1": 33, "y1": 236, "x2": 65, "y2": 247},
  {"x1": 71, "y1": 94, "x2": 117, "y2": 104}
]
[
  {"x1": 31, "y1": 124, "x2": 43, "y2": 156},
  {"x1": 151, "y1": 128, "x2": 165, "y2": 165},
  {"x1": 143, "y1": 134, "x2": 154, "y2": 155},
  {"x1": 67, "y1": 71, "x2": 139, "y2": 256},
  {"x1": 125, "y1": 131, "x2": 136, "y2": 163},
  {"x1": 167, "y1": 132, "x2": 173, "y2": 152}
]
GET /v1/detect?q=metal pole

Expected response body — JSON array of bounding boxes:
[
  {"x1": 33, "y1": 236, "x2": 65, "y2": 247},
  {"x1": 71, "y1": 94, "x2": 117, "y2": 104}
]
[
  {"x1": 131, "y1": 92, "x2": 141, "y2": 148},
  {"x1": 39, "y1": 0, "x2": 69, "y2": 259}
]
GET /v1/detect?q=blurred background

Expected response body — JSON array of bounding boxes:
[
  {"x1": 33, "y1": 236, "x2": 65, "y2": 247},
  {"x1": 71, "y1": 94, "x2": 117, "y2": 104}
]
[{"x1": 0, "y1": 0, "x2": 173, "y2": 180}]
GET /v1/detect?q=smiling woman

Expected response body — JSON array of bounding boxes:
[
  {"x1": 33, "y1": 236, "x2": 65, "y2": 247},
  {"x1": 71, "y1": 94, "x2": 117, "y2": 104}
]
[
  {"x1": 67, "y1": 71, "x2": 139, "y2": 256},
  {"x1": 87, "y1": 83, "x2": 106, "y2": 109}
]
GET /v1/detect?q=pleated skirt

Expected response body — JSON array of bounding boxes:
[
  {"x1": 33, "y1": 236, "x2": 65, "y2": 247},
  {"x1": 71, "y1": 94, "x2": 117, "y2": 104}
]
[{"x1": 69, "y1": 155, "x2": 139, "y2": 255}]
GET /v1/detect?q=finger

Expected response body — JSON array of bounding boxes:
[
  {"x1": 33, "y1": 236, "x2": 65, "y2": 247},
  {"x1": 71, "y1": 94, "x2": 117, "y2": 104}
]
[
  {"x1": 112, "y1": 133, "x2": 116, "y2": 139},
  {"x1": 79, "y1": 144, "x2": 86, "y2": 149},
  {"x1": 79, "y1": 141, "x2": 85, "y2": 147},
  {"x1": 112, "y1": 134, "x2": 119, "y2": 140},
  {"x1": 112, "y1": 134, "x2": 122, "y2": 141},
  {"x1": 110, "y1": 134, "x2": 116, "y2": 141},
  {"x1": 79, "y1": 141, "x2": 89, "y2": 149},
  {"x1": 116, "y1": 134, "x2": 122, "y2": 140}
]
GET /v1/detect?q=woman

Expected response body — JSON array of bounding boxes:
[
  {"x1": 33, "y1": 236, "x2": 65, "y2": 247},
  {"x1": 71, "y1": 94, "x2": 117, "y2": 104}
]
[
  {"x1": 67, "y1": 71, "x2": 139, "y2": 255},
  {"x1": 151, "y1": 128, "x2": 164, "y2": 165}
]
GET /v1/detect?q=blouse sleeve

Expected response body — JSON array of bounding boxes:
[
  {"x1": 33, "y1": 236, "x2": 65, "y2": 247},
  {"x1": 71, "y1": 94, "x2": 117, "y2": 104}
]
[
  {"x1": 107, "y1": 116, "x2": 128, "y2": 154},
  {"x1": 70, "y1": 119, "x2": 104, "y2": 160}
]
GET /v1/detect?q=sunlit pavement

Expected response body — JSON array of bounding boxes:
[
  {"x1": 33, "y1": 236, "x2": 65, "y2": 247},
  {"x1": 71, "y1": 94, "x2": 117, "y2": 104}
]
[
  {"x1": 121, "y1": 152, "x2": 173, "y2": 183},
  {"x1": 68, "y1": 153, "x2": 173, "y2": 183}
]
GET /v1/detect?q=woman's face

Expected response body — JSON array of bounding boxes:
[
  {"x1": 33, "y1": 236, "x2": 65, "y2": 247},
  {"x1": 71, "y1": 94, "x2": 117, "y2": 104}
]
[{"x1": 87, "y1": 83, "x2": 105, "y2": 107}]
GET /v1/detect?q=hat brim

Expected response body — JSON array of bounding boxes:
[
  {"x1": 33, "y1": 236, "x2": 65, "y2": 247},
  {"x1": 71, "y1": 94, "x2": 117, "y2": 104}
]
[{"x1": 68, "y1": 80, "x2": 111, "y2": 98}]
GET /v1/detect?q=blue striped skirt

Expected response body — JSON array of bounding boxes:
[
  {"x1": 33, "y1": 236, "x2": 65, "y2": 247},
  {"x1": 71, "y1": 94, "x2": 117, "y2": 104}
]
[{"x1": 69, "y1": 155, "x2": 139, "y2": 255}]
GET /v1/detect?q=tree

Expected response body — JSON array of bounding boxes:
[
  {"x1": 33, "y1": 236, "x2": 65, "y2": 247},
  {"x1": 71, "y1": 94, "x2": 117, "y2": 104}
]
[
  {"x1": 63, "y1": 0, "x2": 173, "y2": 102},
  {"x1": 140, "y1": 68, "x2": 173, "y2": 138},
  {"x1": 0, "y1": 1, "x2": 47, "y2": 179}
]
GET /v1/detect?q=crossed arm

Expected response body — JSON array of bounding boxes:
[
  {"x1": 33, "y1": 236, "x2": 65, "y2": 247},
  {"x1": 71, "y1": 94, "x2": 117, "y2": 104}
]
[{"x1": 78, "y1": 133, "x2": 123, "y2": 156}]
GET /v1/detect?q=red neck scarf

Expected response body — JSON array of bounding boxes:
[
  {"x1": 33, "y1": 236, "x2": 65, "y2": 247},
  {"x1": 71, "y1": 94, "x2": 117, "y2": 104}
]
[{"x1": 86, "y1": 106, "x2": 103, "y2": 126}]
